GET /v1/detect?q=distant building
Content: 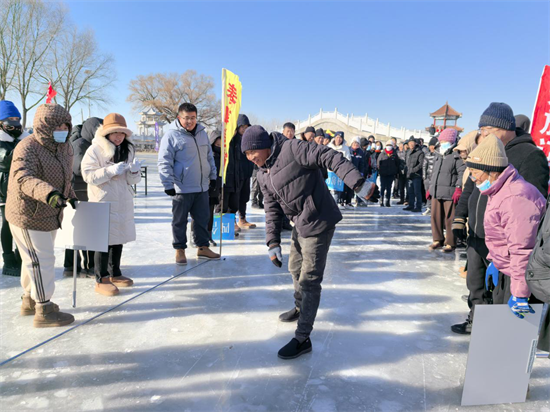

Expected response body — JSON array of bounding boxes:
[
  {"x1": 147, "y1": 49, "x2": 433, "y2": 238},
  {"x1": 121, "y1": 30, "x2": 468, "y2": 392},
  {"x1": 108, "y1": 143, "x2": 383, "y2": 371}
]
[
  {"x1": 427, "y1": 102, "x2": 463, "y2": 133},
  {"x1": 136, "y1": 107, "x2": 166, "y2": 137}
]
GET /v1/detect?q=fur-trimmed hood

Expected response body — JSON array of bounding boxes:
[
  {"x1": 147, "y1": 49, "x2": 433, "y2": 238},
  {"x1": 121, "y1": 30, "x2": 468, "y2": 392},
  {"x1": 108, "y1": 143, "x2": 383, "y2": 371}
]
[{"x1": 92, "y1": 125, "x2": 133, "y2": 161}]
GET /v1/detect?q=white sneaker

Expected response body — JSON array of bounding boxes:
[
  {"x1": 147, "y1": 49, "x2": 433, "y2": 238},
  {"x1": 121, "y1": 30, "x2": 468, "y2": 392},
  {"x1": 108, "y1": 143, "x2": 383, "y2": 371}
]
[{"x1": 422, "y1": 208, "x2": 431, "y2": 216}]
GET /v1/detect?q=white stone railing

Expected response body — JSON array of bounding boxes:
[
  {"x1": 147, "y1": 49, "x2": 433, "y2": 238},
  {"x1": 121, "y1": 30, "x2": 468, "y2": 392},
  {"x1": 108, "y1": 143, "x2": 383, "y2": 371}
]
[{"x1": 295, "y1": 108, "x2": 432, "y2": 140}]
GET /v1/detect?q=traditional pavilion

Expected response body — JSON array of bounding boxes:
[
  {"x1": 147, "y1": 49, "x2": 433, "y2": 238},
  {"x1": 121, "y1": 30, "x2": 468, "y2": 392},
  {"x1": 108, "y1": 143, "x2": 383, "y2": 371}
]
[
  {"x1": 427, "y1": 102, "x2": 463, "y2": 133},
  {"x1": 136, "y1": 107, "x2": 166, "y2": 137}
]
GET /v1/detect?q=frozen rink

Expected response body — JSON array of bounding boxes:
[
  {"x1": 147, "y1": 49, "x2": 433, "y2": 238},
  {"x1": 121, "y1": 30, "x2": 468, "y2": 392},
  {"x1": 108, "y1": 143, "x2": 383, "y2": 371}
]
[{"x1": 0, "y1": 153, "x2": 549, "y2": 412}]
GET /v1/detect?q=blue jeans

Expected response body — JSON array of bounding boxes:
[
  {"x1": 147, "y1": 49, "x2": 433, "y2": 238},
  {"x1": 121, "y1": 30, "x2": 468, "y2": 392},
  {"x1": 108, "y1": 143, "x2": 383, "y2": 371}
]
[
  {"x1": 407, "y1": 176, "x2": 422, "y2": 209},
  {"x1": 172, "y1": 192, "x2": 210, "y2": 249}
]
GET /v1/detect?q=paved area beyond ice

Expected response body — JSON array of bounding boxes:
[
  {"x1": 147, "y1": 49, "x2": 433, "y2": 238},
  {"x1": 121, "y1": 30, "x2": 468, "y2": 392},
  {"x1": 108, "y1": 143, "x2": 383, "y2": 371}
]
[{"x1": 1, "y1": 153, "x2": 549, "y2": 412}]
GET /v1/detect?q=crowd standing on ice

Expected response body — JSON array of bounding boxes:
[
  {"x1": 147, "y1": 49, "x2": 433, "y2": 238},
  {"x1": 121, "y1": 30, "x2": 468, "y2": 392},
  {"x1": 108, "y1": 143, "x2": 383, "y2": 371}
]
[{"x1": 0, "y1": 99, "x2": 548, "y2": 360}]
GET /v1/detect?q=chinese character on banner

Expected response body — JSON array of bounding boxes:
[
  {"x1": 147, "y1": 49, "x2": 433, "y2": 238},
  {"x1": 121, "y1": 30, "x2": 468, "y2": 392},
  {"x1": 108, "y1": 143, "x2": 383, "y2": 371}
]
[
  {"x1": 154, "y1": 122, "x2": 160, "y2": 152},
  {"x1": 220, "y1": 69, "x2": 242, "y2": 183},
  {"x1": 530, "y1": 65, "x2": 550, "y2": 190}
]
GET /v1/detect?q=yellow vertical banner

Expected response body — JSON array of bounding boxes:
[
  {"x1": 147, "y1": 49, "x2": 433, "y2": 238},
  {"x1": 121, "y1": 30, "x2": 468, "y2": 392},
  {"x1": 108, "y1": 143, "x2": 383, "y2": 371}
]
[{"x1": 221, "y1": 68, "x2": 242, "y2": 183}]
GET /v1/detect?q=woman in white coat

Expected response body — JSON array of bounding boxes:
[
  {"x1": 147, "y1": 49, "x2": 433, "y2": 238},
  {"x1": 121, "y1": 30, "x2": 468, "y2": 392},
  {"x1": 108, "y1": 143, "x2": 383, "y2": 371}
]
[{"x1": 82, "y1": 113, "x2": 142, "y2": 296}]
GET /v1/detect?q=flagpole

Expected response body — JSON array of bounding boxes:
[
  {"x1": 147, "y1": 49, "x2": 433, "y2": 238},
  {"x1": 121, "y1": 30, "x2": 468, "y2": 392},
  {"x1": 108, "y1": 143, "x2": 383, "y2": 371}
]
[{"x1": 219, "y1": 69, "x2": 226, "y2": 257}]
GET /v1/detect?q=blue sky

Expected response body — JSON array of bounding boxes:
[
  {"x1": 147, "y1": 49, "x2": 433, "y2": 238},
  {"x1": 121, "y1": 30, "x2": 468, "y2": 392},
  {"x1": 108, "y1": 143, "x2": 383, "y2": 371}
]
[{"x1": 38, "y1": 1, "x2": 550, "y2": 133}]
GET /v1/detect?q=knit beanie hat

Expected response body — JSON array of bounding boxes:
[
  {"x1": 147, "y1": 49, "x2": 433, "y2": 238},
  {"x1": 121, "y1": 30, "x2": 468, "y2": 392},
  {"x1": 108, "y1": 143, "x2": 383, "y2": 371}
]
[
  {"x1": 385, "y1": 139, "x2": 393, "y2": 147},
  {"x1": 466, "y1": 134, "x2": 508, "y2": 173},
  {"x1": 438, "y1": 128, "x2": 457, "y2": 144},
  {"x1": 352, "y1": 136, "x2": 362, "y2": 145},
  {"x1": 0, "y1": 101, "x2": 21, "y2": 120},
  {"x1": 428, "y1": 137, "x2": 439, "y2": 146},
  {"x1": 335, "y1": 131, "x2": 344, "y2": 138},
  {"x1": 360, "y1": 137, "x2": 368, "y2": 147},
  {"x1": 305, "y1": 126, "x2": 315, "y2": 134},
  {"x1": 478, "y1": 102, "x2": 516, "y2": 131},
  {"x1": 453, "y1": 130, "x2": 478, "y2": 154},
  {"x1": 241, "y1": 125, "x2": 271, "y2": 153},
  {"x1": 324, "y1": 133, "x2": 332, "y2": 141},
  {"x1": 315, "y1": 128, "x2": 324, "y2": 137}
]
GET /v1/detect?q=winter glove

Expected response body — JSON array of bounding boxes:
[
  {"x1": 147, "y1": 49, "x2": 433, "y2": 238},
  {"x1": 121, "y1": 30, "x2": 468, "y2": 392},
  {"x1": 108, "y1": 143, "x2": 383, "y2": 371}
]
[
  {"x1": 355, "y1": 181, "x2": 380, "y2": 203},
  {"x1": 451, "y1": 217, "x2": 467, "y2": 241},
  {"x1": 268, "y1": 244, "x2": 283, "y2": 268},
  {"x1": 107, "y1": 162, "x2": 128, "y2": 176},
  {"x1": 129, "y1": 158, "x2": 143, "y2": 173},
  {"x1": 209, "y1": 179, "x2": 217, "y2": 191},
  {"x1": 68, "y1": 198, "x2": 78, "y2": 209},
  {"x1": 485, "y1": 262, "x2": 499, "y2": 290},
  {"x1": 426, "y1": 190, "x2": 431, "y2": 201},
  {"x1": 165, "y1": 188, "x2": 176, "y2": 197},
  {"x1": 452, "y1": 187, "x2": 463, "y2": 204},
  {"x1": 47, "y1": 191, "x2": 67, "y2": 209},
  {"x1": 508, "y1": 295, "x2": 535, "y2": 319}
]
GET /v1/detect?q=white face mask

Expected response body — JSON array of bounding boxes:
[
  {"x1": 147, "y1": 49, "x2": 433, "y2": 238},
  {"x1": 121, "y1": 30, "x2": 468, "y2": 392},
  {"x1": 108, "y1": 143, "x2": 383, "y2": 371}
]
[
  {"x1": 439, "y1": 142, "x2": 451, "y2": 154},
  {"x1": 53, "y1": 130, "x2": 68, "y2": 143},
  {"x1": 386, "y1": 145, "x2": 393, "y2": 151}
]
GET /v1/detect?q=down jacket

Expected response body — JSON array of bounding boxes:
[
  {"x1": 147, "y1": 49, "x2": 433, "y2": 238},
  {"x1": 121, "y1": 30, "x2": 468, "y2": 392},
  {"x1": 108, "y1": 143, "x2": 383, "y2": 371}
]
[
  {"x1": 405, "y1": 146, "x2": 424, "y2": 179},
  {"x1": 377, "y1": 150, "x2": 399, "y2": 177},
  {"x1": 429, "y1": 144, "x2": 465, "y2": 200},
  {"x1": 158, "y1": 121, "x2": 217, "y2": 194},
  {"x1": 257, "y1": 133, "x2": 365, "y2": 247},
  {"x1": 6, "y1": 104, "x2": 76, "y2": 232},
  {"x1": 70, "y1": 117, "x2": 103, "y2": 196},
  {"x1": 483, "y1": 165, "x2": 546, "y2": 298},
  {"x1": 81, "y1": 128, "x2": 141, "y2": 245}
]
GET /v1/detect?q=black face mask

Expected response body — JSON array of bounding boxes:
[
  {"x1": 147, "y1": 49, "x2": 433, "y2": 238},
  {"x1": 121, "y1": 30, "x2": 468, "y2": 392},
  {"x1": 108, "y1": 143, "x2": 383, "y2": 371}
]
[
  {"x1": 212, "y1": 145, "x2": 221, "y2": 154},
  {"x1": 1, "y1": 119, "x2": 23, "y2": 138}
]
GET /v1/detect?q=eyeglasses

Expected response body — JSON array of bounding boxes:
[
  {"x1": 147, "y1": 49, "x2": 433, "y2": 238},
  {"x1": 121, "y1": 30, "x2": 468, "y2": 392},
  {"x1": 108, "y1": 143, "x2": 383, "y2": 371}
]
[
  {"x1": 478, "y1": 126, "x2": 499, "y2": 135},
  {"x1": 179, "y1": 116, "x2": 196, "y2": 121}
]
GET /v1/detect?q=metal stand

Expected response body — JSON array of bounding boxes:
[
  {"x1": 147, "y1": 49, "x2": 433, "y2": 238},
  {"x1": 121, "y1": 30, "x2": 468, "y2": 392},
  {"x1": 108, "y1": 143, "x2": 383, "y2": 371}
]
[{"x1": 72, "y1": 250, "x2": 78, "y2": 308}]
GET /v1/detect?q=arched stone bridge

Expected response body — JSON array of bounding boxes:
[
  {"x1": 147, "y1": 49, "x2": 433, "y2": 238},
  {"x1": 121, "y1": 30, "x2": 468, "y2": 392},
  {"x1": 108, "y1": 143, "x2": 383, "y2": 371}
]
[{"x1": 289, "y1": 108, "x2": 432, "y2": 143}]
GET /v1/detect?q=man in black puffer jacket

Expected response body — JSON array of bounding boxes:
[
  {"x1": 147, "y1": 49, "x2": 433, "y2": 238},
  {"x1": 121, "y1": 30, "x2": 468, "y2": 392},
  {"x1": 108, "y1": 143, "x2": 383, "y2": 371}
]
[
  {"x1": 64, "y1": 117, "x2": 103, "y2": 277},
  {"x1": 241, "y1": 126, "x2": 379, "y2": 360},
  {"x1": 377, "y1": 139, "x2": 400, "y2": 207},
  {"x1": 451, "y1": 104, "x2": 549, "y2": 335},
  {"x1": 404, "y1": 137, "x2": 424, "y2": 212}
]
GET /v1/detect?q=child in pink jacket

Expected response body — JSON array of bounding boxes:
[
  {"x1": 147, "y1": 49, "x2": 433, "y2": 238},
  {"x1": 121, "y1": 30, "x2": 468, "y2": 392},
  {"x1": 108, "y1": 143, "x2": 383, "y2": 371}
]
[{"x1": 466, "y1": 134, "x2": 546, "y2": 318}]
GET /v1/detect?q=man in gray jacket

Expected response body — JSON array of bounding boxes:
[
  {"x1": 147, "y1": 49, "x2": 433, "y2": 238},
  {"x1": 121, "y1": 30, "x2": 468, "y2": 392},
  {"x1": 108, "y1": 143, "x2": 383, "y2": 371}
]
[
  {"x1": 241, "y1": 125, "x2": 379, "y2": 359},
  {"x1": 158, "y1": 103, "x2": 220, "y2": 264}
]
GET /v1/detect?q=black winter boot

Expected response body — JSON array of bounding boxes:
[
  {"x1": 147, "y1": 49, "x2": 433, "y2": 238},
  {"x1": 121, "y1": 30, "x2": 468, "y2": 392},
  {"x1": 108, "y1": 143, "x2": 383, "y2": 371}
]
[
  {"x1": 2, "y1": 252, "x2": 21, "y2": 277},
  {"x1": 279, "y1": 307, "x2": 300, "y2": 322},
  {"x1": 451, "y1": 319, "x2": 472, "y2": 335},
  {"x1": 385, "y1": 200, "x2": 391, "y2": 207},
  {"x1": 278, "y1": 338, "x2": 312, "y2": 359}
]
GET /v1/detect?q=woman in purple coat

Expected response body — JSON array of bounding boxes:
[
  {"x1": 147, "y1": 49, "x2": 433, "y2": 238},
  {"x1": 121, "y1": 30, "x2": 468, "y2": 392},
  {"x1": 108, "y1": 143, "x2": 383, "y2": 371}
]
[{"x1": 466, "y1": 134, "x2": 546, "y2": 318}]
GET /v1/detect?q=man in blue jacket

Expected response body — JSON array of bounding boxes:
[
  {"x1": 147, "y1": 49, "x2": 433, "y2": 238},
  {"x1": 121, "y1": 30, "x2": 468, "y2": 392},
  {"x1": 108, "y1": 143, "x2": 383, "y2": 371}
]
[{"x1": 158, "y1": 103, "x2": 220, "y2": 264}]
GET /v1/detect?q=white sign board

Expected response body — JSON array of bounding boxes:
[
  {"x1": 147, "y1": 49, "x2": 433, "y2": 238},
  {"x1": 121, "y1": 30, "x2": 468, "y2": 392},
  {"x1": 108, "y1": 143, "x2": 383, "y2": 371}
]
[
  {"x1": 55, "y1": 202, "x2": 110, "y2": 253},
  {"x1": 461, "y1": 304, "x2": 543, "y2": 406}
]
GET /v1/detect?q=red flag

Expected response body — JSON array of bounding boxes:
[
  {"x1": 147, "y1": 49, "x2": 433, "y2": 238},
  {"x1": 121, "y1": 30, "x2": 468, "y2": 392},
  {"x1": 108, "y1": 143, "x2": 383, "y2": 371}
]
[
  {"x1": 46, "y1": 81, "x2": 57, "y2": 104},
  {"x1": 531, "y1": 65, "x2": 550, "y2": 191}
]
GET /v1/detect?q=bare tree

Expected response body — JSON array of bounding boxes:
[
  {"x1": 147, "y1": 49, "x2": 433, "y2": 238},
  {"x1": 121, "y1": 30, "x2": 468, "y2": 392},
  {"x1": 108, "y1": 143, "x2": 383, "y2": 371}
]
[
  {"x1": 0, "y1": 1, "x2": 19, "y2": 100},
  {"x1": 48, "y1": 27, "x2": 115, "y2": 112},
  {"x1": 12, "y1": 0, "x2": 66, "y2": 127},
  {"x1": 246, "y1": 113, "x2": 285, "y2": 133},
  {"x1": 127, "y1": 71, "x2": 221, "y2": 128}
]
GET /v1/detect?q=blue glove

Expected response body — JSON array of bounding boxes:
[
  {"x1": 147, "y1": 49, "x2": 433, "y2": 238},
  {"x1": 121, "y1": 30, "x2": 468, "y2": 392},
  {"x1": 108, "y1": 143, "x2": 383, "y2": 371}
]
[
  {"x1": 508, "y1": 296, "x2": 536, "y2": 319},
  {"x1": 485, "y1": 263, "x2": 499, "y2": 290},
  {"x1": 268, "y1": 244, "x2": 283, "y2": 268}
]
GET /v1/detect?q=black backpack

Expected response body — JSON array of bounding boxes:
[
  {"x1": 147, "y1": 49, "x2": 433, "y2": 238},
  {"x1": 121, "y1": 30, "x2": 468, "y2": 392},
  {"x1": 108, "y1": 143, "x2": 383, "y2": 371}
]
[{"x1": 525, "y1": 194, "x2": 550, "y2": 303}]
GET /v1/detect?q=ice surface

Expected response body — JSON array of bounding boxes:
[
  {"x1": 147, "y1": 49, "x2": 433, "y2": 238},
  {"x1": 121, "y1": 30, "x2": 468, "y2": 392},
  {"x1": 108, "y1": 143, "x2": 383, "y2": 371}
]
[{"x1": 0, "y1": 153, "x2": 548, "y2": 412}]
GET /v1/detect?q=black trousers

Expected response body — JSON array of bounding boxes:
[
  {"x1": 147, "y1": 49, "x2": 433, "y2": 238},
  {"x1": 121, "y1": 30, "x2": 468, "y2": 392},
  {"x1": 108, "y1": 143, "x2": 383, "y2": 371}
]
[
  {"x1": 94, "y1": 244, "x2": 123, "y2": 282},
  {"x1": 407, "y1": 176, "x2": 423, "y2": 209},
  {"x1": 251, "y1": 172, "x2": 263, "y2": 205},
  {"x1": 0, "y1": 205, "x2": 13, "y2": 254},
  {"x1": 222, "y1": 185, "x2": 240, "y2": 214},
  {"x1": 238, "y1": 177, "x2": 251, "y2": 220},
  {"x1": 397, "y1": 175, "x2": 406, "y2": 202},
  {"x1": 466, "y1": 236, "x2": 491, "y2": 319},
  {"x1": 380, "y1": 175, "x2": 394, "y2": 201}
]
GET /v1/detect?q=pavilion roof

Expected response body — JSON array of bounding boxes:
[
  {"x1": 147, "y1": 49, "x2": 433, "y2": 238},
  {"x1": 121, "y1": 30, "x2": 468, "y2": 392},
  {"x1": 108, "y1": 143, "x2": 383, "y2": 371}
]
[{"x1": 430, "y1": 102, "x2": 462, "y2": 118}]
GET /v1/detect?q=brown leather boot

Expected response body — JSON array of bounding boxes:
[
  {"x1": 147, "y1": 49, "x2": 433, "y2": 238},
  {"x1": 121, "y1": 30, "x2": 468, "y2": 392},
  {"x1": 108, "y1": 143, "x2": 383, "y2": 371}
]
[
  {"x1": 238, "y1": 218, "x2": 257, "y2": 229},
  {"x1": 33, "y1": 302, "x2": 74, "y2": 328},
  {"x1": 110, "y1": 276, "x2": 134, "y2": 287},
  {"x1": 197, "y1": 246, "x2": 221, "y2": 260},
  {"x1": 95, "y1": 278, "x2": 119, "y2": 296},
  {"x1": 21, "y1": 294, "x2": 36, "y2": 316},
  {"x1": 175, "y1": 249, "x2": 187, "y2": 266}
]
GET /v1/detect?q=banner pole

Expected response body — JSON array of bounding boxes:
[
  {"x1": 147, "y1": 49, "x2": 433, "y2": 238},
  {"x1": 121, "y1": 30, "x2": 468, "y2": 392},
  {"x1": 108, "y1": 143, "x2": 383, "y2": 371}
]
[{"x1": 219, "y1": 69, "x2": 226, "y2": 257}]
